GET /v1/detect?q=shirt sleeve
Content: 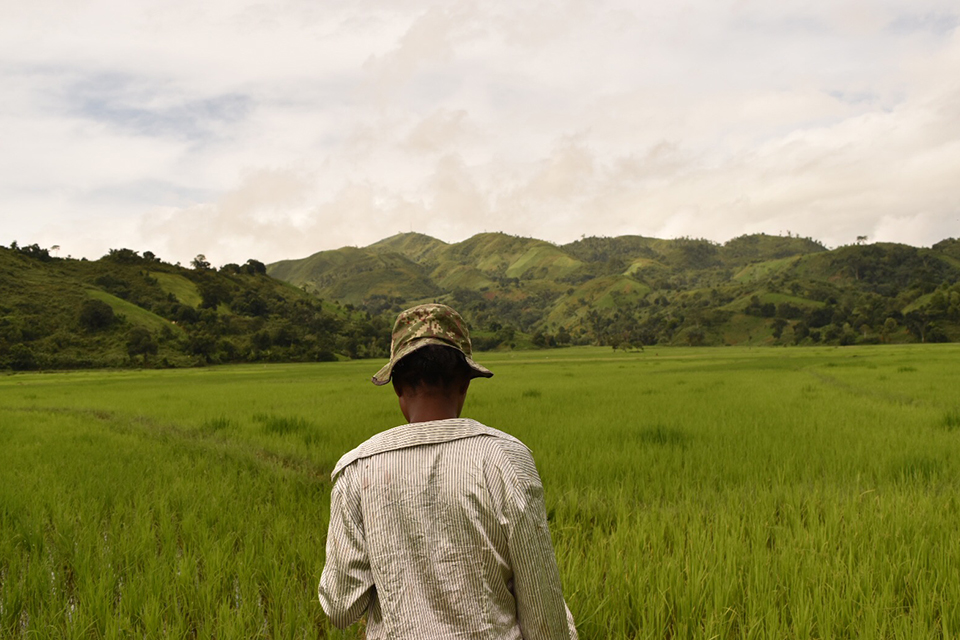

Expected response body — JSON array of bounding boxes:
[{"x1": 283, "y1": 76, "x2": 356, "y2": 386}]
[
  {"x1": 504, "y1": 453, "x2": 578, "y2": 640},
  {"x1": 318, "y1": 466, "x2": 374, "y2": 628}
]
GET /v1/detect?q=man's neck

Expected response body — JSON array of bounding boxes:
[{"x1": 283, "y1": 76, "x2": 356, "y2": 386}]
[
  {"x1": 403, "y1": 398, "x2": 461, "y2": 424},
  {"x1": 397, "y1": 384, "x2": 467, "y2": 424}
]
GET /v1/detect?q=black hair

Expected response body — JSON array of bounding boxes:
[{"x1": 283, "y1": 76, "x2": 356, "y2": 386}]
[{"x1": 391, "y1": 344, "x2": 472, "y2": 392}]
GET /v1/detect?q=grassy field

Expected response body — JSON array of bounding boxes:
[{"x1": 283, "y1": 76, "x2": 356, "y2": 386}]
[{"x1": 2, "y1": 345, "x2": 960, "y2": 638}]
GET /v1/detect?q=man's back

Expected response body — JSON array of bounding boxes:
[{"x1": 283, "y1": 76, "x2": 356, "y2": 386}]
[{"x1": 319, "y1": 418, "x2": 576, "y2": 639}]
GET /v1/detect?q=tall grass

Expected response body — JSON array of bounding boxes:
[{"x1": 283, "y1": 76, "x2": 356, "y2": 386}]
[{"x1": 2, "y1": 344, "x2": 960, "y2": 637}]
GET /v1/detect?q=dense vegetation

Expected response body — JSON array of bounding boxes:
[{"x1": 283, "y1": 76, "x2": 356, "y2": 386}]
[
  {"x1": 0, "y1": 245, "x2": 390, "y2": 371},
  {"x1": 3, "y1": 233, "x2": 958, "y2": 371},
  {"x1": 269, "y1": 233, "x2": 960, "y2": 350},
  {"x1": 3, "y1": 345, "x2": 960, "y2": 637}
]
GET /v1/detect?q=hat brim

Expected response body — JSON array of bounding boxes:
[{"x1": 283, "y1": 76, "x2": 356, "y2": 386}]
[{"x1": 371, "y1": 338, "x2": 493, "y2": 386}]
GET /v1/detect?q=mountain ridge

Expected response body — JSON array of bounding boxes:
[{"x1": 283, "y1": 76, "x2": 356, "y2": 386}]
[
  {"x1": 267, "y1": 231, "x2": 960, "y2": 348},
  {"x1": 3, "y1": 231, "x2": 957, "y2": 372}
]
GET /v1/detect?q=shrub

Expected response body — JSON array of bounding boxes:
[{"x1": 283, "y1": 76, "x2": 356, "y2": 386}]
[
  {"x1": 79, "y1": 299, "x2": 115, "y2": 331},
  {"x1": 126, "y1": 327, "x2": 158, "y2": 361},
  {"x1": 316, "y1": 349, "x2": 337, "y2": 362},
  {"x1": 7, "y1": 344, "x2": 38, "y2": 370}
]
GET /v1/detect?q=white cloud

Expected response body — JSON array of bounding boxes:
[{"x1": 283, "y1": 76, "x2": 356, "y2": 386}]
[
  {"x1": 2, "y1": 0, "x2": 959, "y2": 264},
  {"x1": 402, "y1": 109, "x2": 473, "y2": 153}
]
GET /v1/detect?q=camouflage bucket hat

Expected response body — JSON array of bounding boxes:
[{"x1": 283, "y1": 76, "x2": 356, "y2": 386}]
[{"x1": 372, "y1": 303, "x2": 493, "y2": 386}]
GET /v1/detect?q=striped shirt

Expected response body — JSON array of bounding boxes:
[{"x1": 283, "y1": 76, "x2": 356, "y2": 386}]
[{"x1": 319, "y1": 418, "x2": 577, "y2": 639}]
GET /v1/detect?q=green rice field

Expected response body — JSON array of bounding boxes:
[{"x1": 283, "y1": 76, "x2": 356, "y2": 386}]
[{"x1": 2, "y1": 344, "x2": 960, "y2": 638}]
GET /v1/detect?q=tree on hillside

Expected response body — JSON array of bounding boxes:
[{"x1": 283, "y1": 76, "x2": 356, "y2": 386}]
[
  {"x1": 191, "y1": 254, "x2": 211, "y2": 270},
  {"x1": 776, "y1": 303, "x2": 802, "y2": 319},
  {"x1": 674, "y1": 240, "x2": 720, "y2": 270},
  {"x1": 793, "y1": 321, "x2": 810, "y2": 344},
  {"x1": 881, "y1": 317, "x2": 898, "y2": 343},
  {"x1": 79, "y1": 299, "x2": 116, "y2": 331},
  {"x1": 126, "y1": 327, "x2": 158, "y2": 364},
  {"x1": 106, "y1": 248, "x2": 141, "y2": 263},
  {"x1": 685, "y1": 327, "x2": 705, "y2": 346},
  {"x1": 244, "y1": 259, "x2": 267, "y2": 275},
  {"x1": 771, "y1": 318, "x2": 788, "y2": 339},
  {"x1": 6, "y1": 344, "x2": 37, "y2": 371},
  {"x1": 188, "y1": 332, "x2": 217, "y2": 362},
  {"x1": 234, "y1": 290, "x2": 268, "y2": 317},
  {"x1": 199, "y1": 279, "x2": 232, "y2": 309},
  {"x1": 904, "y1": 310, "x2": 931, "y2": 343},
  {"x1": 17, "y1": 243, "x2": 53, "y2": 261}
]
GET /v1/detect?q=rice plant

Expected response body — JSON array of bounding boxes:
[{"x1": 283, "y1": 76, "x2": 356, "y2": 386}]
[{"x1": 2, "y1": 344, "x2": 960, "y2": 638}]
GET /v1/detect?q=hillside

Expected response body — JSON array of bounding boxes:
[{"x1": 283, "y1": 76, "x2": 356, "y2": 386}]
[
  {"x1": 0, "y1": 245, "x2": 390, "y2": 370},
  {"x1": 4, "y1": 231, "x2": 957, "y2": 372},
  {"x1": 268, "y1": 232, "x2": 960, "y2": 349},
  {"x1": 269, "y1": 247, "x2": 440, "y2": 306}
]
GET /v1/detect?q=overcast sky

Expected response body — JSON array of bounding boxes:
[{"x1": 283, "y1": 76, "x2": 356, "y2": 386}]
[{"x1": 2, "y1": 0, "x2": 959, "y2": 266}]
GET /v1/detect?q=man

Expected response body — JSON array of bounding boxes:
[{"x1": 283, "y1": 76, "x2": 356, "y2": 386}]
[{"x1": 319, "y1": 303, "x2": 577, "y2": 639}]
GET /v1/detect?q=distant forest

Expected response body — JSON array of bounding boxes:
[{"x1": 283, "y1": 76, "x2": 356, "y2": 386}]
[{"x1": 2, "y1": 232, "x2": 959, "y2": 370}]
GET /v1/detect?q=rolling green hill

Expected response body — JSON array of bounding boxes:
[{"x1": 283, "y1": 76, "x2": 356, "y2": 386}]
[
  {"x1": 270, "y1": 247, "x2": 440, "y2": 306},
  {"x1": 4, "y1": 230, "x2": 958, "y2": 372},
  {"x1": 268, "y1": 232, "x2": 960, "y2": 349},
  {"x1": 368, "y1": 232, "x2": 448, "y2": 263},
  {"x1": 0, "y1": 245, "x2": 391, "y2": 371}
]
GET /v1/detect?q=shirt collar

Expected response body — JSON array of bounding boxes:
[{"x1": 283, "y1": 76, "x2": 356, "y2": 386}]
[{"x1": 331, "y1": 418, "x2": 524, "y2": 480}]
